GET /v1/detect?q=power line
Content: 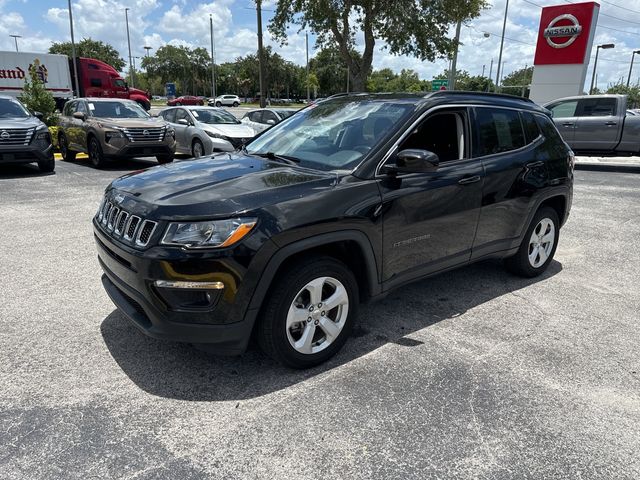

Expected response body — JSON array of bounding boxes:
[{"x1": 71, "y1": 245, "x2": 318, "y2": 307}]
[
  {"x1": 562, "y1": 0, "x2": 640, "y2": 27},
  {"x1": 600, "y1": 0, "x2": 640, "y2": 16}
]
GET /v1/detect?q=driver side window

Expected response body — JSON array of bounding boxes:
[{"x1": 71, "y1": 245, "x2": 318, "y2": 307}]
[{"x1": 398, "y1": 110, "x2": 468, "y2": 162}]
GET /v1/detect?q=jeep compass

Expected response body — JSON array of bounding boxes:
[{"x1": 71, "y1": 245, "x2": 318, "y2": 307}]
[{"x1": 94, "y1": 92, "x2": 574, "y2": 368}]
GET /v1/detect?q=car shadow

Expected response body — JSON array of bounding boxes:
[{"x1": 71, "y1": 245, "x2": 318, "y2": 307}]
[
  {"x1": 0, "y1": 163, "x2": 55, "y2": 179},
  {"x1": 60, "y1": 157, "x2": 161, "y2": 172},
  {"x1": 101, "y1": 259, "x2": 562, "y2": 402}
]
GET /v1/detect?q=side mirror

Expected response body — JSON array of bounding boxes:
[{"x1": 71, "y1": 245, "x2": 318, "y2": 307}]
[
  {"x1": 73, "y1": 111, "x2": 86, "y2": 120},
  {"x1": 33, "y1": 111, "x2": 44, "y2": 120},
  {"x1": 266, "y1": 119, "x2": 276, "y2": 125},
  {"x1": 385, "y1": 149, "x2": 440, "y2": 174},
  {"x1": 177, "y1": 118, "x2": 190, "y2": 126}
]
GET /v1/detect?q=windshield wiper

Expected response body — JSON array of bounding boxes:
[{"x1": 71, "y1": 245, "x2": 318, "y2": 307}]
[{"x1": 250, "y1": 151, "x2": 300, "y2": 165}]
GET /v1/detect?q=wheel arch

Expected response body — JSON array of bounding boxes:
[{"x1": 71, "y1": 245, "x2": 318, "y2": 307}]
[{"x1": 539, "y1": 195, "x2": 567, "y2": 227}]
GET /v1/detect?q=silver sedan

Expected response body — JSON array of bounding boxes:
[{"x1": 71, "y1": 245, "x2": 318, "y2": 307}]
[{"x1": 158, "y1": 106, "x2": 255, "y2": 157}]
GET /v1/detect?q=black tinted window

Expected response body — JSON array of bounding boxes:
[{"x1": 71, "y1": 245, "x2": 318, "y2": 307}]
[
  {"x1": 474, "y1": 108, "x2": 525, "y2": 156},
  {"x1": 549, "y1": 101, "x2": 577, "y2": 118},
  {"x1": 521, "y1": 112, "x2": 540, "y2": 144},
  {"x1": 578, "y1": 98, "x2": 617, "y2": 117},
  {"x1": 90, "y1": 78, "x2": 102, "y2": 87},
  {"x1": 535, "y1": 114, "x2": 562, "y2": 141}
]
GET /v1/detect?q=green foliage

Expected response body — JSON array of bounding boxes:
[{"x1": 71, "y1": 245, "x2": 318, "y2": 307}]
[
  {"x1": 434, "y1": 69, "x2": 494, "y2": 92},
  {"x1": 368, "y1": 68, "x2": 427, "y2": 93},
  {"x1": 18, "y1": 66, "x2": 57, "y2": 126},
  {"x1": 606, "y1": 84, "x2": 640, "y2": 108},
  {"x1": 309, "y1": 46, "x2": 360, "y2": 95},
  {"x1": 500, "y1": 66, "x2": 533, "y2": 97},
  {"x1": 269, "y1": 0, "x2": 486, "y2": 91},
  {"x1": 49, "y1": 38, "x2": 126, "y2": 71},
  {"x1": 48, "y1": 126, "x2": 60, "y2": 150}
]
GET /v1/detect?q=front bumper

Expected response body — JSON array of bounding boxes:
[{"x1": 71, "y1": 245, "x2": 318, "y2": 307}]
[
  {"x1": 94, "y1": 219, "x2": 271, "y2": 354},
  {"x1": 0, "y1": 143, "x2": 53, "y2": 164},
  {"x1": 102, "y1": 139, "x2": 176, "y2": 159}
]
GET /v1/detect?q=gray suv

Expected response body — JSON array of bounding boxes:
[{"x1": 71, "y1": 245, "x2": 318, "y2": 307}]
[{"x1": 0, "y1": 95, "x2": 55, "y2": 173}]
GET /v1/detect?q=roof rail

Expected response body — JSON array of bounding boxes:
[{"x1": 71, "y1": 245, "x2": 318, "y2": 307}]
[{"x1": 426, "y1": 90, "x2": 535, "y2": 104}]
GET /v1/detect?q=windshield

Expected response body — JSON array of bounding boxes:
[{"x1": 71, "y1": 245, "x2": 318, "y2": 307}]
[
  {"x1": 0, "y1": 98, "x2": 30, "y2": 118},
  {"x1": 191, "y1": 109, "x2": 239, "y2": 124},
  {"x1": 88, "y1": 101, "x2": 149, "y2": 119},
  {"x1": 246, "y1": 100, "x2": 414, "y2": 171}
]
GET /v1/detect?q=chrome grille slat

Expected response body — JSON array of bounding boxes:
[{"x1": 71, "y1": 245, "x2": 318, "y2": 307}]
[
  {"x1": 136, "y1": 220, "x2": 157, "y2": 247},
  {"x1": 96, "y1": 196, "x2": 156, "y2": 248},
  {"x1": 114, "y1": 211, "x2": 129, "y2": 235},
  {"x1": 0, "y1": 128, "x2": 35, "y2": 146},
  {"x1": 122, "y1": 127, "x2": 165, "y2": 143},
  {"x1": 125, "y1": 216, "x2": 141, "y2": 240}
]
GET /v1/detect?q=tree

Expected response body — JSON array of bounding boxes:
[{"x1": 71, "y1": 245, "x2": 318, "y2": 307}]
[
  {"x1": 18, "y1": 61, "x2": 57, "y2": 126},
  {"x1": 606, "y1": 84, "x2": 640, "y2": 108},
  {"x1": 501, "y1": 66, "x2": 533, "y2": 97},
  {"x1": 269, "y1": 0, "x2": 486, "y2": 92},
  {"x1": 435, "y1": 69, "x2": 494, "y2": 92},
  {"x1": 49, "y1": 38, "x2": 126, "y2": 71},
  {"x1": 309, "y1": 46, "x2": 360, "y2": 95}
]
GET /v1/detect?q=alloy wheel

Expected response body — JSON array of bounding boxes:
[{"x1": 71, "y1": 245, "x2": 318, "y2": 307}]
[
  {"x1": 286, "y1": 276, "x2": 349, "y2": 355},
  {"x1": 528, "y1": 218, "x2": 555, "y2": 268}
]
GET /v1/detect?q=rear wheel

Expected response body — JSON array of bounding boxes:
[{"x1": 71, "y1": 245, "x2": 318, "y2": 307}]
[
  {"x1": 88, "y1": 136, "x2": 106, "y2": 168},
  {"x1": 257, "y1": 257, "x2": 358, "y2": 369},
  {"x1": 505, "y1": 206, "x2": 559, "y2": 277},
  {"x1": 175, "y1": 102, "x2": 182, "y2": 106},
  {"x1": 59, "y1": 133, "x2": 76, "y2": 162},
  {"x1": 192, "y1": 139, "x2": 204, "y2": 158},
  {"x1": 156, "y1": 154, "x2": 174, "y2": 164},
  {"x1": 38, "y1": 155, "x2": 55, "y2": 173},
  {"x1": 232, "y1": 101, "x2": 239, "y2": 107}
]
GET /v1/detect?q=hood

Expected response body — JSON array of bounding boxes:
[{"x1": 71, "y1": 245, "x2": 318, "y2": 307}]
[
  {"x1": 108, "y1": 153, "x2": 337, "y2": 218},
  {"x1": 200, "y1": 123, "x2": 254, "y2": 138},
  {"x1": 92, "y1": 117, "x2": 166, "y2": 128},
  {"x1": 0, "y1": 116, "x2": 44, "y2": 129}
]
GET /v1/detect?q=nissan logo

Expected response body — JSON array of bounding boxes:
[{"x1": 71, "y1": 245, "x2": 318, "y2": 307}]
[
  {"x1": 0, "y1": 131, "x2": 10, "y2": 140},
  {"x1": 544, "y1": 14, "x2": 582, "y2": 49},
  {"x1": 143, "y1": 129, "x2": 149, "y2": 136}
]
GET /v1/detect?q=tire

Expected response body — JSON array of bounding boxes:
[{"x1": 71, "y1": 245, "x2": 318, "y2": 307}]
[
  {"x1": 88, "y1": 136, "x2": 106, "y2": 168},
  {"x1": 505, "y1": 206, "x2": 560, "y2": 278},
  {"x1": 257, "y1": 256, "x2": 359, "y2": 369},
  {"x1": 215, "y1": 101, "x2": 222, "y2": 107},
  {"x1": 59, "y1": 133, "x2": 76, "y2": 162},
  {"x1": 176, "y1": 102, "x2": 182, "y2": 106},
  {"x1": 156, "y1": 154, "x2": 174, "y2": 164},
  {"x1": 38, "y1": 155, "x2": 55, "y2": 173},
  {"x1": 232, "y1": 101, "x2": 239, "y2": 107},
  {"x1": 191, "y1": 139, "x2": 204, "y2": 158}
]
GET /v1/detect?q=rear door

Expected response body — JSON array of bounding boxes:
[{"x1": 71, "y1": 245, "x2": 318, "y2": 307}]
[
  {"x1": 573, "y1": 97, "x2": 621, "y2": 150},
  {"x1": 547, "y1": 99, "x2": 579, "y2": 147}
]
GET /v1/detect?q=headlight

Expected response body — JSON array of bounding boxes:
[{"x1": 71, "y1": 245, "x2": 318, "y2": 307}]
[
  {"x1": 205, "y1": 131, "x2": 227, "y2": 140},
  {"x1": 165, "y1": 127, "x2": 175, "y2": 139},
  {"x1": 105, "y1": 130, "x2": 124, "y2": 142},
  {"x1": 161, "y1": 218, "x2": 257, "y2": 248}
]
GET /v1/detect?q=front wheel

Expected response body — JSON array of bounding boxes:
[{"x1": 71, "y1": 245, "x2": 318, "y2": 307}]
[
  {"x1": 38, "y1": 155, "x2": 55, "y2": 173},
  {"x1": 59, "y1": 133, "x2": 76, "y2": 162},
  {"x1": 88, "y1": 137, "x2": 106, "y2": 168},
  {"x1": 504, "y1": 206, "x2": 559, "y2": 277},
  {"x1": 215, "y1": 101, "x2": 222, "y2": 107},
  {"x1": 156, "y1": 154, "x2": 174, "y2": 164},
  {"x1": 192, "y1": 139, "x2": 204, "y2": 158},
  {"x1": 257, "y1": 257, "x2": 358, "y2": 369},
  {"x1": 232, "y1": 101, "x2": 239, "y2": 107}
]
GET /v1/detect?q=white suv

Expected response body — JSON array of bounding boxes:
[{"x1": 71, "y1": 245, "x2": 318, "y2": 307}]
[{"x1": 209, "y1": 95, "x2": 241, "y2": 107}]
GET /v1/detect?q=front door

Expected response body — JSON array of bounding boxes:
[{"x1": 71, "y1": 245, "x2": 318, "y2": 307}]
[
  {"x1": 379, "y1": 108, "x2": 483, "y2": 287},
  {"x1": 173, "y1": 108, "x2": 192, "y2": 150},
  {"x1": 573, "y1": 97, "x2": 621, "y2": 150},
  {"x1": 548, "y1": 99, "x2": 579, "y2": 147}
]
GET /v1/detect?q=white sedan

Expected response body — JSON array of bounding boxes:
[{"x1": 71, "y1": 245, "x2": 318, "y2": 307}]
[
  {"x1": 159, "y1": 106, "x2": 255, "y2": 157},
  {"x1": 241, "y1": 108, "x2": 298, "y2": 134}
]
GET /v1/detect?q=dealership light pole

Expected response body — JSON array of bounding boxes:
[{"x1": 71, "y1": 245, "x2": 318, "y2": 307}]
[
  {"x1": 627, "y1": 50, "x2": 640, "y2": 88},
  {"x1": 9, "y1": 35, "x2": 21, "y2": 52},
  {"x1": 487, "y1": 58, "x2": 494, "y2": 92},
  {"x1": 210, "y1": 14, "x2": 217, "y2": 99},
  {"x1": 306, "y1": 31, "x2": 310, "y2": 102},
  {"x1": 256, "y1": 0, "x2": 266, "y2": 108},
  {"x1": 590, "y1": 43, "x2": 615, "y2": 94},
  {"x1": 495, "y1": 0, "x2": 509, "y2": 93},
  {"x1": 144, "y1": 46, "x2": 152, "y2": 58},
  {"x1": 68, "y1": 0, "x2": 79, "y2": 97},
  {"x1": 125, "y1": 8, "x2": 134, "y2": 88}
]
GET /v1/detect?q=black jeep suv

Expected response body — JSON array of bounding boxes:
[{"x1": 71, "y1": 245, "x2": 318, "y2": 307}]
[{"x1": 95, "y1": 92, "x2": 573, "y2": 368}]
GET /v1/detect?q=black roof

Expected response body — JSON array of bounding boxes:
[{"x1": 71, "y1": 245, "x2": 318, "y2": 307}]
[{"x1": 326, "y1": 91, "x2": 547, "y2": 114}]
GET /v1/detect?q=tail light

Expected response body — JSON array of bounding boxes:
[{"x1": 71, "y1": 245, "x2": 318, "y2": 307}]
[{"x1": 568, "y1": 150, "x2": 575, "y2": 171}]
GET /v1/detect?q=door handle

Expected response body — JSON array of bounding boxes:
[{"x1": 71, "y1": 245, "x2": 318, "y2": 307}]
[
  {"x1": 604, "y1": 121, "x2": 617, "y2": 126},
  {"x1": 562, "y1": 122, "x2": 574, "y2": 127},
  {"x1": 526, "y1": 161, "x2": 544, "y2": 168},
  {"x1": 458, "y1": 175, "x2": 481, "y2": 185}
]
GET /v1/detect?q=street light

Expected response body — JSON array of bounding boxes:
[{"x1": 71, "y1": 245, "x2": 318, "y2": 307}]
[
  {"x1": 9, "y1": 35, "x2": 21, "y2": 52},
  {"x1": 590, "y1": 43, "x2": 615, "y2": 94},
  {"x1": 67, "y1": 0, "x2": 79, "y2": 97},
  {"x1": 209, "y1": 14, "x2": 216, "y2": 99},
  {"x1": 495, "y1": 0, "x2": 509, "y2": 92},
  {"x1": 125, "y1": 8, "x2": 134, "y2": 87},
  {"x1": 144, "y1": 46, "x2": 152, "y2": 58},
  {"x1": 627, "y1": 50, "x2": 640, "y2": 88}
]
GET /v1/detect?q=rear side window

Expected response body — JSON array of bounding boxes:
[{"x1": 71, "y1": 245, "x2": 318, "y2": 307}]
[
  {"x1": 474, "y1": 108, "x2": 525, "y2": 156},
  {"x1": 63, "y1": 101, "x2": 74, "y2": 116},
  {"x1": 521, "y1": 112, "x2": 541, "y2": 144},
  {"x1": 535, "y1": 114, "x2": 562, "y2": 141},
  {"x1": 578, "y1": 98, "x2": 617, "y2": 117}
]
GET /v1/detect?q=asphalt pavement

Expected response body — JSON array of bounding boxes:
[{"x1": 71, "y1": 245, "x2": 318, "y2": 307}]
[{"x1": 1, "y1": 159, "x2": 639, "y2": 479}]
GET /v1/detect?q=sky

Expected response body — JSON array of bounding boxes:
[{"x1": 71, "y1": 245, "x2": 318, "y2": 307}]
[{"x1": 2, "y1": 0, "x2": 640, "y2": 91}]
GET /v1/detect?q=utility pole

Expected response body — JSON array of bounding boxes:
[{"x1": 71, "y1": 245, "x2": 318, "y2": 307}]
[
  {"x1": 482, "y1": 64, "x2": 486, "y2": 77},
  {"x1": 68, "y1": 0, "x2": 79, "y2": 97},
  {"x1": 306, "y1": 31, "x2": 310, "y2": 102},
  {"x1": 521, "y1": 64, "x2": 528, "y2": 97},
  {"x1": 125, "y1": 8, "x2": 134, "y2": 87},
  {"x1": 10, "y1": 35, "x2": 21, "y2": 52},
  {"x1": 495, "y1": 0, "x2": 509, "y2": 92},
  {"x1": 210, "y1": 14, "x2": 217, "y2": 98},
  {"x1": 256, "y1": 0, "x2": 266, "y2": 108},
  {"x1": 449, "y1": 20, "x2": 462, "y2": 90},
  {"x1": 487, "y1": 58, "x2": 494, "y2": 92}
]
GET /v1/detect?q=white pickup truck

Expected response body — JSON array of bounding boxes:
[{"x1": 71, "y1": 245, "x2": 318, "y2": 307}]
[{"x1": 545, "y1": 95, "x2": 640, "y2": 155}]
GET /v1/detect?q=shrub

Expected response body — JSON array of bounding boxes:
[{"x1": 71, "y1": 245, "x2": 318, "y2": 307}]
[{"x1": 18, "y1": 62, "x2": 58, "y2": 126}]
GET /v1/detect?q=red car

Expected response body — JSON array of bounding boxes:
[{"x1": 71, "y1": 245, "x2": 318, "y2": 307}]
[{"x1": 167, "y1": 96, "x2": 204, "y2": 106}]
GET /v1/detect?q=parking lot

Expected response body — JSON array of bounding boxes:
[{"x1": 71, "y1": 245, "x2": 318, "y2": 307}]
[{"x1": 1, "y1": 159, "x2": 639, "y2": 478}]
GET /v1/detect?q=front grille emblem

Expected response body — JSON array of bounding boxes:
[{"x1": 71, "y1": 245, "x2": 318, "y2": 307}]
[
  {"x1": 0, "y1": 131, "x2": 9, "y2": 140},
  {"x1": 143, "y1": 129, "x2": 149, "y2": 136},
  {"x1": 114, "y1": 193, "x2": 125, "y2": 204}
]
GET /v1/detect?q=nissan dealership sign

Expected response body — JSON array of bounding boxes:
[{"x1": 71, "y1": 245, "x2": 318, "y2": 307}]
[{"x1": 529, "y1": 2, "x2": 600, "y2": 104}]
